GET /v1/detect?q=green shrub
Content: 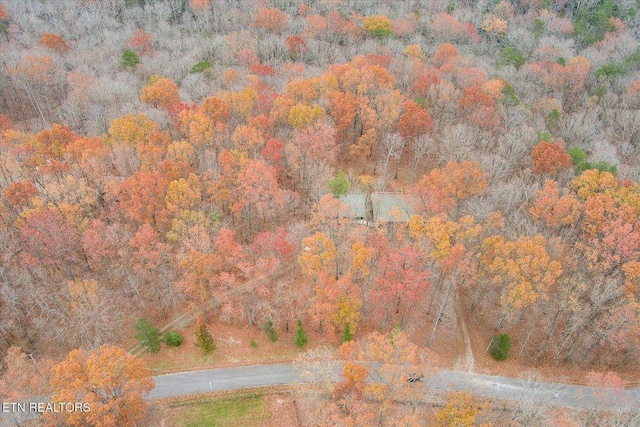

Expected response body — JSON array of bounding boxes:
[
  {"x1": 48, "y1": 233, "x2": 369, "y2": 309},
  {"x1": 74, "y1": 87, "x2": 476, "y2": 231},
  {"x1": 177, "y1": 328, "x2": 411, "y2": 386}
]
[
  {"x1": 121, "y1": 49, "x2": 140, "y2": 69},
  {"x1": 164, "y1": 331, "x2": 184, "y2": 347},
  {"x1": 125, "y1": 0, "x2": 145, "y2": 7},
  {"x1": 596, "y1": 63, "x2": 627, "y2": 79},
  {"x1": 567, "y1": 147, "x2": 587, "y2": 166},
  {"x1": 532, "y1": 18, "x2": 546, "y2": 38},
  {"x1": 328, "y1": 171, "x2": 350, "y2": 197},
  {"x1": 499, "y1": 47, "x2": 525, "y2": 70},
  {"x1": 190, "y1": 60, "x2": 212, "y2": 74},
  {"x1": 414, "y1": 95, "x2": 427, "y2": 108},
  {"x1": 294, "y1": 320, "x2": 308, "y2": 348},
  {"x1": 250, "y1": 339, "x2": 258, "y2": 348},
  {"x1": 573, "y1": 0, "x2": 617, "y2": 47},
  {"x1": 341, "y1": 323, "x2": 354, "y2": 343},
  {"x1": 536, "y1": 132, "x2": 552, "y2": 143},
  {"x1": 568, "y1": 147, "x2": 617, "y2": 175},
  {"x1": 263, "y1": 319, "x2": 278, "y2": 343},
  {"x1": 556, "y1": 57, "x2": 566, "y2": 66},
  {"x1": 501, "y1": 83, "x2": 519, "y2": 106},
  {"x1": 590, "y1": 85, "x2": 608, "y2": 100},
  {"x1": 135, "y1": 319, "x2": 161, "y2": 353},
  {"x1": 196, "y1": 323, "x2": 215, "y2": 354},
  {"x1": 624, "y1": 51, "x2": 640, "y2": 68},
  {"x1": 546, "y1": 109, "x2": 560, "y2": 129},
  {"x1": 490, "y1": 334, "x2": 511, "y2": 361},
  {"x1": 589, "y1": 161, "x2": 618, "y2": 175}
]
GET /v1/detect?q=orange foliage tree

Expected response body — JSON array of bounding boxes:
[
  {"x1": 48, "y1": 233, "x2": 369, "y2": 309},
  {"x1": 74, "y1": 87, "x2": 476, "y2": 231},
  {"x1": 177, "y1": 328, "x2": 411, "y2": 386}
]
[
  {"x1": 410, "y1": 160, "x2": 488, "y2": 215},
  {"x1": 339, "y1": 331, "x2": 424, "y2": 424},
  {"x1": 2, "y1": 180, "x2": 38, "y2": 210},
  {"x1": 299, "y1": 232, "x2": 337, "y2": 278},
  {"x1": 0, "y1": 347, "x2": 48, "y2": 401},
  {"x1": 363, "y1": 15, "x2": 393, "y2": 38},
  {"x1": 40, "y1": 33, "x2": 71, "y2": 53},
  {"x1": 140, "y1": 75, "x2": 181, "y2": 110},
  {"x1": 480, "y1": 235, "x2": 562, "y2": 328},
  {"x1": 49, "y1": 345, "x2": 153, "y2": 427},
  {"x1": 530, "y1": 180, "x2": 582, "y2": 229},
  {"x1": 255, "y1": 7, "x2": 288, "y2": 33},
  {"x1": 111, "y1": 170, "x2": 170, "y2": 230},
  {"x1": 432, "y1": 391, "x2": 488, "y2": 427}
]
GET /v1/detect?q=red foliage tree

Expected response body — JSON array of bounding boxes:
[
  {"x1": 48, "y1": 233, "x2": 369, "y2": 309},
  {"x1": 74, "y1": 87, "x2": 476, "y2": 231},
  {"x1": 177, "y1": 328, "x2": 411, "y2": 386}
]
[
  {"x1": 82, "y1": 219, "x2": 118, "y2": 272},
  {"x1": 126, "y1": 29, "x2": 153, "y2": 56},
  {"x1": 372, "y1": 243, "x2": 430, "y2": 318},
  {"x1": 412, "y1": 67, "x2": 440, "y2": 98},
  {"x1": 20, "y1": 209, "x2": 80, "y2": 270},
  {"x1": 531, "y1": 140, "x2": 572, "y2": 175},
  {"x1": 0, "y1": 114, "x2": 13, "y2": 130},
  {"x1": 249, "y1": 63, "x2": 275, "y2": 76},
  {"x1": 286, "y1": 35, "x2": 307, "y2": 56},
  {"x1": 431, "y1": 13, "x2": 479, "y2": 43},
  {"x1": 397, "y1": 100, "x2": 433, "y2": 141},
  {"x1": 262, "y1": 138, "x2": 285, "y2": 177},
  {"x1": 0, "y1": 3, "x2": 9, "y2": 21}
]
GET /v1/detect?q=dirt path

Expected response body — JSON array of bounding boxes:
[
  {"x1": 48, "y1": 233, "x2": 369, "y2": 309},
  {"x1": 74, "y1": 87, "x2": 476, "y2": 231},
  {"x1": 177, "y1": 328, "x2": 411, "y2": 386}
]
[{"x1": 453, "y1": 286, "x2": 474, "y2": 372}]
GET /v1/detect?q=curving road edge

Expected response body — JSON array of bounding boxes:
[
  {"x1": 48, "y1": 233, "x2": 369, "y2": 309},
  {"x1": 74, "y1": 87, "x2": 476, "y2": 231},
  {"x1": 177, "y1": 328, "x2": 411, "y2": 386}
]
[
  {"x1": 149, "y1": 363, "x2": 640, "y2": 410},
  {"x1": 3, "y1": 364, "x2": 639, "y2": 426}
]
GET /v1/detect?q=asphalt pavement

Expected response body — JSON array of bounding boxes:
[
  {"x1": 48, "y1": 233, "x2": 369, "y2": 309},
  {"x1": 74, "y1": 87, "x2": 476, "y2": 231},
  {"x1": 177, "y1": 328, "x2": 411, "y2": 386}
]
[
  {"x1": 3, "y1": 363, "x2": 639, "y2": 426},
  {"x1": 150, "y1": 362, "x2": 640, "y2": 410}
]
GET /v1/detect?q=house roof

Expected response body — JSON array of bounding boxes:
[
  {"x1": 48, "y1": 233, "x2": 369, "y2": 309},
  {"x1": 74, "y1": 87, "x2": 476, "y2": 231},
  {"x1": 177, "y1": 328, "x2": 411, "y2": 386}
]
[{"x1": 340, "y1": 193, "x2": 414, "y2": 222}]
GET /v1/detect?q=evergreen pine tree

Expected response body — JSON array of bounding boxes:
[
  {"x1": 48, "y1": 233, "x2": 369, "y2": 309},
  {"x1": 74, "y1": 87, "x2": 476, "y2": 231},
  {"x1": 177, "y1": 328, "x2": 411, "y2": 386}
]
[
  {"x1": 294, "y1": 320, "x2": 308, "y2": 348},
  {"x1": 490, "y1": 334, "x2": 511, "y2": 361},
  {"x1": 135, "y1": 319, "x2": 161, "y2": 353},
  {"x1": 195, "y1": 323, "x2": 215, "y2": 354},
  {"x1": 263, "y1": 319, "x2": 278, "y2": 342},
  {"x1": 341, "y1": 323, "x2": 354, "y2": 343},
  {"x1": 121, "y1": 49, "x2": 140, "y2": 69}
]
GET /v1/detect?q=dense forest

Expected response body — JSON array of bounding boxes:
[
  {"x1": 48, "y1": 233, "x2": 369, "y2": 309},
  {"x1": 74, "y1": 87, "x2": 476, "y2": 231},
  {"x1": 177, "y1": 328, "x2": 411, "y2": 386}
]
[{"x1": 1, "y1": 0, "x2": 640, "y2": 425}]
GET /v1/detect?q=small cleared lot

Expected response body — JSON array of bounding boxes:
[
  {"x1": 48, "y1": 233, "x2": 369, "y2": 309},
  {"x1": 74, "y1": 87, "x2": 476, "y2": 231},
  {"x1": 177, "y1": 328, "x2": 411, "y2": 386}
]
[{"x1": 148, "y1": 388, "x2": 299, "y2": 427}]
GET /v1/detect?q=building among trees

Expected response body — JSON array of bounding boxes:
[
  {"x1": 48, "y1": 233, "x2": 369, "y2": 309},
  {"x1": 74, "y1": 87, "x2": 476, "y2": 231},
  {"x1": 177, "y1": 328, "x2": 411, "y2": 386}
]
[{"x1": 340, "y1": 192, "x2": 414, "y2": 223}]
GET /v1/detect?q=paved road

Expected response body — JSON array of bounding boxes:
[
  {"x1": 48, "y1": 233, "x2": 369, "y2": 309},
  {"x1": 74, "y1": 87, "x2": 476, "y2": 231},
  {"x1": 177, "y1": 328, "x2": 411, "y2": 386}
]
[
  {"x1": 149, "y1": 363, "x2": 300, "y2": 399},
  {"x1": 4, "y1": 363, "x2": 639, "y2": 426},
  {"x1": 150, "y1": 363, "x2": 640, "y2": 410}
]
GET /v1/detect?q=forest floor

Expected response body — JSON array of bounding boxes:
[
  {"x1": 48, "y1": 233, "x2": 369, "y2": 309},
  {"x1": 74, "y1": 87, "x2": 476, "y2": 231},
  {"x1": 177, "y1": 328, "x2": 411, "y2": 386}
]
[
  {"x1": 463, "y1": 300, "x2": 640, "y2": 387},
  {"x1": 139, "y1": 318, "x2": 333, "y2": 375}
]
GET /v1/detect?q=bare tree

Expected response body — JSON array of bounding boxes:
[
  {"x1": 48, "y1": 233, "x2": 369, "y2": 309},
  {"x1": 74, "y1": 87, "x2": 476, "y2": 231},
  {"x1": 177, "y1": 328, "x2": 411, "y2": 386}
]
[{"x1": 378, "y1": 133, "x2": 404, "y2": 186}]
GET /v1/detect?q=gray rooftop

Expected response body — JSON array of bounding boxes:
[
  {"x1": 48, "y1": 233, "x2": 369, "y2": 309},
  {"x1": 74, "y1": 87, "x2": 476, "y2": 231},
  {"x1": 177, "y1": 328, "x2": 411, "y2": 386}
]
[{"x1": 340, "y1": 193, "x2": 414, "y2": 222}]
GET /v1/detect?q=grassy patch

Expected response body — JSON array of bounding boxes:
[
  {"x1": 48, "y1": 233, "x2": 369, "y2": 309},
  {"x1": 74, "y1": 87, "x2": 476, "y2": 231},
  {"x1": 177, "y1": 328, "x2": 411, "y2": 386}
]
[{"x1": 168, "y1": 392, "x2": 271, "y2": 427}]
